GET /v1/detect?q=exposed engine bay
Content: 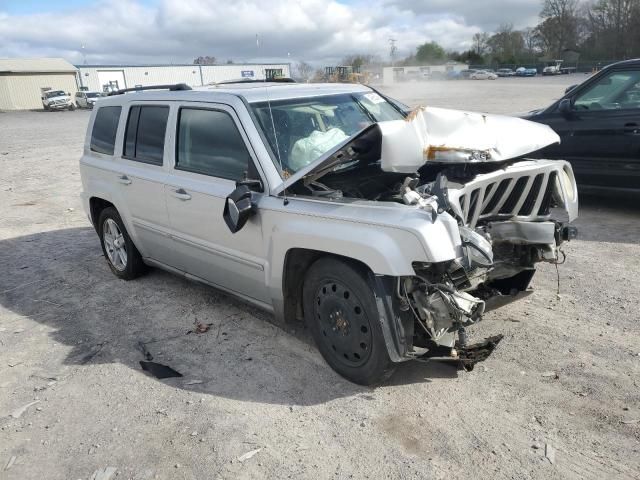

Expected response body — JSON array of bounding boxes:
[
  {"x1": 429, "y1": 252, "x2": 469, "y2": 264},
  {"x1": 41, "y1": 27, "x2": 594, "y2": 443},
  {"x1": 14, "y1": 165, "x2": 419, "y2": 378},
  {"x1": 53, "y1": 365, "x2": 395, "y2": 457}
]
[{"x1": 282, "y1": 107, "x2": 579, "y2": 363}]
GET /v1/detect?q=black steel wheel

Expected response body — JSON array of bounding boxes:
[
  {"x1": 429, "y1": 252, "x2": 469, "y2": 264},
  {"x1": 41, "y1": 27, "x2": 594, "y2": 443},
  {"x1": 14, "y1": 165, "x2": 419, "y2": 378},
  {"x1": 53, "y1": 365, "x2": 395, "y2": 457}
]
[
  {"x1": 314, "y1": 279, "x2": 373, "y2": 368},
  {"x1": 303, "y1": 257, "x2": 395, "y2": 385}
]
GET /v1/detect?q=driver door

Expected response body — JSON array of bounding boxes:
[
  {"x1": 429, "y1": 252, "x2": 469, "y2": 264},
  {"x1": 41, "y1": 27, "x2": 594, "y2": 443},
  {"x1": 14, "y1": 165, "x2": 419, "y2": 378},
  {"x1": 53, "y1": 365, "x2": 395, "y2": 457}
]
[
  {"x1": 540, "y1": 67, "x2": 640, "y2": 189},
  {"x1": 164, "y1": 103, "x2": 271, "y2": 305}
]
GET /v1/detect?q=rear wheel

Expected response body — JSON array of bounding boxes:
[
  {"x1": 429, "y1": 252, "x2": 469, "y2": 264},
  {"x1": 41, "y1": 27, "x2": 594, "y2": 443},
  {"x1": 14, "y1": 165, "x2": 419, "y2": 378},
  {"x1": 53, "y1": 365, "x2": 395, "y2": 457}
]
[
  {"x1": 98, "y1": 207, "x2": 147, "y2": 280},
  {"x1": 303, "y1": 257, "x2": 395, "y2": 385}
]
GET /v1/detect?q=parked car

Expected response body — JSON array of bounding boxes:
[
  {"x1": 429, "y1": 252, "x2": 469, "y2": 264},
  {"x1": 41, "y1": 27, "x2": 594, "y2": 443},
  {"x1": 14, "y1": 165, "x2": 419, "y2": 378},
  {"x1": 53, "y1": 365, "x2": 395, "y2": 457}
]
[
  {"x1": 75, "y1": 91, "x2": 103, "y2": 109},
  {"x1": 497, "y1": 68, "x2": 515, "y2": 77},
  {"x1": 542, "y1": 60, "x2": 564, "y2": 76},
  {"x1": 516, "y1": 67, "x2": 537, "y2": 77},
  {"x1": 458, "y1": 69, "x2": 477, "y2": 79},
  {"x1": 523, "y1": 59, "x2": 640, "y2": 193},
  {"x1": 80, "y1": 82, "x2": 578, "y2": 385},
  {"x1": 470, "y1": 70, "x2": 498, "y2": 80},
  {"x1": 42, "y1": 90, "x2": 74, "y2": 110}
]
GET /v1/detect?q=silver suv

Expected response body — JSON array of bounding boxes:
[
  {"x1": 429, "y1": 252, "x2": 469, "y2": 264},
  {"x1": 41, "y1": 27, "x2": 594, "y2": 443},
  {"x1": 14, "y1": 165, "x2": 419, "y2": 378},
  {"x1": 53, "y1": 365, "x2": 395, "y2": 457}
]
[{"x1": 79, "y1": 82, "x2": 578, "y2": 385}]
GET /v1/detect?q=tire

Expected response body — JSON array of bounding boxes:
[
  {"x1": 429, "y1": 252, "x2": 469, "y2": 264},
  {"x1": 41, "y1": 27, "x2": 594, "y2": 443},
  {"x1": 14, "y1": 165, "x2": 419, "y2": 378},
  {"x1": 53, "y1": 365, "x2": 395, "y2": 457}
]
[
  {"x1": 302, "y1": 257, "x2": 395, "y2": 385},
  {"x1": 69, "y1": 103, "x2": 75, "y2": 111},
  {"x1": 43, "y1": 105, "x2": 49, "y2": 111},
  {"x1": 97, "y1": 207, "x2": 147, "y2": 280}
]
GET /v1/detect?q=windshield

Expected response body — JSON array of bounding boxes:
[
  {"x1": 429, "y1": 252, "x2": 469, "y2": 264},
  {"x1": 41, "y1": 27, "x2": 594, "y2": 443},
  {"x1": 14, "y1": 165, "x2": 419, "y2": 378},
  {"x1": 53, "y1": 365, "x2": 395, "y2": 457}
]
[
  {"x1": 251, "y1": 92, "x2": 405, "y2": 175},
  {"x1": 86, "y1": 92, "x2": 101, "y2": 98},
  {"x1": 45, "y1": 90, "x2": 66, "y2": 98}
]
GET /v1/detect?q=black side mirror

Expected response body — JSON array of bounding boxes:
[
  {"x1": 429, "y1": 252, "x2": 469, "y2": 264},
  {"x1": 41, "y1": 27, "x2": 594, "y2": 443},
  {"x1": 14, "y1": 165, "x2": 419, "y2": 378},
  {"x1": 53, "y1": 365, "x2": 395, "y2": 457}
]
[
  {"x1": 558, "y1": 98, "x2": 573, "y2": 115},
  {"x1": 223, "y1": 185, "x2": 256, "y2": 233}
]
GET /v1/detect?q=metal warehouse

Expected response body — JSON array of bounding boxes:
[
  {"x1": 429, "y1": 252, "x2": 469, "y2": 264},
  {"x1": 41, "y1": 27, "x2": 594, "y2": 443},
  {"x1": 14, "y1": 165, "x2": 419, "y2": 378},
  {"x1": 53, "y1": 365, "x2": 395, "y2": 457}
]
[
  {"x1": 0, "y1": 58, "x2": 291, "y2": 110},
  {"x1": 77, "y1": 63, "x2": 290, "y2": 93},
  {"x1": 0, "y1": 58, "x2": 78, "y2": 110}
]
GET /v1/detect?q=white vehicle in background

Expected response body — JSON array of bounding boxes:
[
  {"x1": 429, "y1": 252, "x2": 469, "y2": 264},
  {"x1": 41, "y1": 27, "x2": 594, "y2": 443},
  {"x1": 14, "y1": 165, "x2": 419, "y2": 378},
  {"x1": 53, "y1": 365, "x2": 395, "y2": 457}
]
[
  {"x1": 470, "y1": 70, "x2": 498, "y2": 80},
  {"x1": 75, "y1": 91, "x2": 103, "y2": 109},
  {"x1": 42, "y1": 90, "x2": 75, "y2": 111},
  {"x1": 543, "y1": 60, "x2": 564, "y2": 75}
]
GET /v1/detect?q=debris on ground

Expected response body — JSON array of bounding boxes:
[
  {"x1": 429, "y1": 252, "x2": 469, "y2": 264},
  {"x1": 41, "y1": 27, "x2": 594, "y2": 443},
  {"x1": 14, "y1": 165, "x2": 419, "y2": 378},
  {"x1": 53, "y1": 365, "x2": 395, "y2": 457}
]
[
  {"x1": 620, "y1": 418, "x2": 639, "y2": 425},
  {"x1": 193, "y1": 321, "x2": 213, "y2": 334},
  {"x1": 238, "y1": 448, "x2": 262, "y2": 462},
  {"x1": 139, "y1": 361, "x2": 182, "y2": 379},
  {"x1": 545, "y1": 443, "x2": 556, "y2": 464},
  {"x1": 10, "y1": 400, "x2": 40, "y2": 418},
  {"x1": 541, "y1": 371, "x2": 559, "y2": 379},
  {"x1": 90, "y1": 466, "x2": 117, "y2": 480},
  {"x1": 184, "y1": 379, "x2": 204, "y2": 385},
  {"x1": 137, "y1": 341, "x2": 153, "y2": 361},
  {"x1": 5, "y1": 456, "x2": 16, "y2": 471}
]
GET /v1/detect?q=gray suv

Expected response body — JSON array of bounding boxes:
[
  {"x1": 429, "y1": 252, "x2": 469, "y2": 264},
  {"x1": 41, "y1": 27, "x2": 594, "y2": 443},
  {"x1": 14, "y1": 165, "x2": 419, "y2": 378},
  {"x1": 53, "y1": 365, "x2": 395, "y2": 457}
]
[{"x1": 79, "y1": 82, "x2": 578, "y2": 385}]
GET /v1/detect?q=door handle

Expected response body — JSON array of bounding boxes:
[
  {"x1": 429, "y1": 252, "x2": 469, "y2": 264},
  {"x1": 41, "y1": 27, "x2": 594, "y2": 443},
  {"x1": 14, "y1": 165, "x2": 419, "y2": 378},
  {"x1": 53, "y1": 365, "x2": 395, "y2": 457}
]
[
  {"x1": 171, "y1": 188, "x2": 192, "y2": 201},
  {"x1": 117, "y1": 175, "x2": 132, "y2": 185},
  {"x1": 623, "y1": 123, "x2": 640, "y2": 135}
]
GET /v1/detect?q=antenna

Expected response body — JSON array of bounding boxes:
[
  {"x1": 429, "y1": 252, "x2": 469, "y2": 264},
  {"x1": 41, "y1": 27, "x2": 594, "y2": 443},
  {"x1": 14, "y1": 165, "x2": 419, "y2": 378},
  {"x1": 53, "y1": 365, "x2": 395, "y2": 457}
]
[{"x1": 260, "y1": 50, "x2": 288, "y2": 206}]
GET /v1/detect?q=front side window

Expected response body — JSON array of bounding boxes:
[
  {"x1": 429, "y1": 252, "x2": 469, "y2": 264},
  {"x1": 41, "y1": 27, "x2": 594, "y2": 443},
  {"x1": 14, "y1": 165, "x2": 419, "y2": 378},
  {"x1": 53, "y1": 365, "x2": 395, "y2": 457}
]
[
  {"x1": 251, "y1": 92, "x2": 405, "y2": 175},
  {"x1": 90, "y1": 106, "x2": 121, "y2": 155},
  {"x1": 574, "y1": 70, "x2": 640, "y2": 111},
  {"x1": 123, "y1": 105, "x2": 169, "y2": 165},
  {"x1": 176, "y1": 108, "x2": 250, "y2": 181}
]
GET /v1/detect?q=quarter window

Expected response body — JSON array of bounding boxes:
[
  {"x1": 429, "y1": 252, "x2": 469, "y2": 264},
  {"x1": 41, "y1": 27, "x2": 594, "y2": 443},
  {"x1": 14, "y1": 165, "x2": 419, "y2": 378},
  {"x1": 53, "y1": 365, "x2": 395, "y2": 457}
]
[
  {"x1": 90, "y1": 106, "x2": 121, "y2": 155},
  {"x1": 176, "y1": 108, "x2": 251, "y2": 181},
  {"x1": 123, "y1": 105, "x2": 169, "y2": 165}
]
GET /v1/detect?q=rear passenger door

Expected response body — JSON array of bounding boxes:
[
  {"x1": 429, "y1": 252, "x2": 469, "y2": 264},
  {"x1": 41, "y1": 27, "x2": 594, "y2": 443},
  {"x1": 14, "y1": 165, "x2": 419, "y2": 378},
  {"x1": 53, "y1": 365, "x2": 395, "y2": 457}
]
[
  {"x1": 115, "y1": 103, "x2": 176, "y2": 265},
  {"x1": 164, "y1": 103, "x2": 270, "y2": 304}
]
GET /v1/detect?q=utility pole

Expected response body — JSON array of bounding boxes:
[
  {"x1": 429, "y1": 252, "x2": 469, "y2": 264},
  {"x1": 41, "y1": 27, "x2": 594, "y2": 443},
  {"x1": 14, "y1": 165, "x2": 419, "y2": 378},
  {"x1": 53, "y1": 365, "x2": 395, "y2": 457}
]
[{"x1": 389, "y1": 38, "x2": 397, "y2": 67}]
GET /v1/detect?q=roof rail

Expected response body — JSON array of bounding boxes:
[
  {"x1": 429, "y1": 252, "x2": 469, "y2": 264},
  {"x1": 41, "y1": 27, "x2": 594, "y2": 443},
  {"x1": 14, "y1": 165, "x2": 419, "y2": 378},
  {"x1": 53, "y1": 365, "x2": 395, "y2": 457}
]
[
  {"x1": 108, "y1": 83, "x2": 192, "y2": 96},
  {"x1": 214, "y1": 78, "x2": 296, "y2": 85}
]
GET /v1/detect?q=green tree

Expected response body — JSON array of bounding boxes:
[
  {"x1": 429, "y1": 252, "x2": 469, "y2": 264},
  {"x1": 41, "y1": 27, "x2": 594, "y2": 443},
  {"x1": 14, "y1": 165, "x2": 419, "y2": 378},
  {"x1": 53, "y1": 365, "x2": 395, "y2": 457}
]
[{"x1": 415, "y1": 42, "x2": 446, "y2": 64}]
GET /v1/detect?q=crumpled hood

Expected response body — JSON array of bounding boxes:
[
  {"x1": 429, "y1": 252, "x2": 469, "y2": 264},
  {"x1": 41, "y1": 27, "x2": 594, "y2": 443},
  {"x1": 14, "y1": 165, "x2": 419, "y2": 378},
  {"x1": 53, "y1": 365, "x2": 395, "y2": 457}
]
[
  {"x1": 378, "y1": 106, "x2": 560, "y2": 172},
  {"x1": 273, "y1": 106, "x2": 560, "y2": 194}
]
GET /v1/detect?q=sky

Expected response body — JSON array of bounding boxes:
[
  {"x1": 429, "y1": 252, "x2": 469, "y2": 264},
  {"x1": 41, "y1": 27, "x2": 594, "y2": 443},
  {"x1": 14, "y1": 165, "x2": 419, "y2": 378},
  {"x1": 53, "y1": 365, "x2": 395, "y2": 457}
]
[{"x1": 0, "y1": 0, "x2": 543, "y2": 65}]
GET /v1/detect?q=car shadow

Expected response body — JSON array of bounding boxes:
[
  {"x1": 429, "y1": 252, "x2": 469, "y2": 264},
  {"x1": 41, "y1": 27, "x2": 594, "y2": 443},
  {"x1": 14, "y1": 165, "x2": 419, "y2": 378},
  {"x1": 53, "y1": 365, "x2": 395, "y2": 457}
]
[
  {"x1": 572, "y1": 194, "x2": 640, "y2": 245},
  {"x1": 0, "y1": 227, "x2": 458, "y2": 406}
]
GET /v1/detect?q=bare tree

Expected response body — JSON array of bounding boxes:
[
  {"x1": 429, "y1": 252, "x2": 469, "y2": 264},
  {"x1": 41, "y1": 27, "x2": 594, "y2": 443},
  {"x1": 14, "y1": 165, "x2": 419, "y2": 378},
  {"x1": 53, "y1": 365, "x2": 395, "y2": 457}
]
[
  {"x1": 193, "y1": 56, "x2": 217, "y2": 65},
  {"x1": 296, "y1": 61, "x2": 314, "y2": 82},
  {"x1": 472, "y1": 32, "x2": 490, "y2": 56}
]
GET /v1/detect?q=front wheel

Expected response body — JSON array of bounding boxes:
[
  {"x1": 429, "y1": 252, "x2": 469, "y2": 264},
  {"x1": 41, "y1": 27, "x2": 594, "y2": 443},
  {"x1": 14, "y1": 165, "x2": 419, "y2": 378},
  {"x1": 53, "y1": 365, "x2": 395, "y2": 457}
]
[
  {"x1": 97, "y1": 207, "x2": 147, "y2": 280},
  {"x1": 302, "y1": 257, "x2": 395, "y2": 385},
  {"x1": 69, "y1": 103, "x2": 75, "y2": 111}
]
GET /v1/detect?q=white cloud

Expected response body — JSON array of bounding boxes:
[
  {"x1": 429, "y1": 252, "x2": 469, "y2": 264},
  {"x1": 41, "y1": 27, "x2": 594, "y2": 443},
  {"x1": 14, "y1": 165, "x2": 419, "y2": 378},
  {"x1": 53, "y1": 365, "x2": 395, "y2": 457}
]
[{"x1": 0, "y1": 0, "x2": 538, "y2": 65}]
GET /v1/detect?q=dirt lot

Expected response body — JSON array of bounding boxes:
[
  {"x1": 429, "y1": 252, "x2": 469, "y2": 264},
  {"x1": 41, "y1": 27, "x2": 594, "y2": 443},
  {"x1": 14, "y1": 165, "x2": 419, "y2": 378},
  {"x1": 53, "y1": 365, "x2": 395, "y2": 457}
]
[{"x1": 1, "y1": 76, "x2": 639, "y2": 480}]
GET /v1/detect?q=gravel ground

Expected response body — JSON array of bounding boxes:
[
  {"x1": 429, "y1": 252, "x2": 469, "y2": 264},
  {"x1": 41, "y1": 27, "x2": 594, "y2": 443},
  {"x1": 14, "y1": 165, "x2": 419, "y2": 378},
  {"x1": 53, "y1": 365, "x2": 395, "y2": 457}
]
[{"x1": 1, "y1": 76, "x2": 639, "y2": 480}]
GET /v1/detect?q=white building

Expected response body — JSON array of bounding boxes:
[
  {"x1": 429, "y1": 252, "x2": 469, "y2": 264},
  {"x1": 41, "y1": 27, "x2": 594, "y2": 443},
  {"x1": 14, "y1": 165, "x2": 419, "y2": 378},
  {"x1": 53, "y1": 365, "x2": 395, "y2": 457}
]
[
  {"x1": 0, "y1": 58, "x2": 291, "y2": 110},
  {"x1": 0, "y1": 58, "x2": 78, "y2": 110},
  {"x1": 382, "y1": 62, "x2": 468, "y2": 84},
  {"x1": 77, "y1": 63, "x2": 291, "y2": 93}
]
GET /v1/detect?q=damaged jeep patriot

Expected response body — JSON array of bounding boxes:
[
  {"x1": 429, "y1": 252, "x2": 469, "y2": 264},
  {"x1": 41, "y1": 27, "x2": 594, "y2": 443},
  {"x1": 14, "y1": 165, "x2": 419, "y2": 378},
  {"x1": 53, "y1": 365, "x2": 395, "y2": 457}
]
[{"x1": 80, "y1": 82, "x2": 578, "y2": 385}]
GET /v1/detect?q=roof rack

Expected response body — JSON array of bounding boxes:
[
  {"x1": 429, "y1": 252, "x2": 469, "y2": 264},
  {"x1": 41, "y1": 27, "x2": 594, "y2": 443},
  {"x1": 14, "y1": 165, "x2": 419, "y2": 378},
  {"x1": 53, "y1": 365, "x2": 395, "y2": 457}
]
[
  {"x1": 108, "y1": 83, "x2": 192, "y2": 96},
  {"x1": 214, "y1": 78, "x2": 296, "y2": 85}
]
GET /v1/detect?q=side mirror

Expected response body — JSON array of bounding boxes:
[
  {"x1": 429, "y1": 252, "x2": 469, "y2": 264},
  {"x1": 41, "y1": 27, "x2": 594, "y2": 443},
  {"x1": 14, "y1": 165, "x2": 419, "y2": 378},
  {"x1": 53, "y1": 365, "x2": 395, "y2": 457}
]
[
  {"x1": 558, "y1": 98, "x2": 573, "y2": 115},
  {"x1": 223, "y1": 185, "x2": 256, "y2": 233}
]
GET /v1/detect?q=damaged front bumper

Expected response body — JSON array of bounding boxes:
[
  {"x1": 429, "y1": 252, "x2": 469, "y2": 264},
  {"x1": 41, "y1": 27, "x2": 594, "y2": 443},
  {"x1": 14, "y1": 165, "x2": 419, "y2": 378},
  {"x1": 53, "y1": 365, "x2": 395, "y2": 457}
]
[{"x1": 372, "y1": 158, "x2": 578, "y2": 366}]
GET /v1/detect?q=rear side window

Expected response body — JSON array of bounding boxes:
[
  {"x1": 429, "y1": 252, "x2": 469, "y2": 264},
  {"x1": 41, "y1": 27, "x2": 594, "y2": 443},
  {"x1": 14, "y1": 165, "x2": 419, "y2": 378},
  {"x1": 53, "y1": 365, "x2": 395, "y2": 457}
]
[
  {"x1": 176, "y1": 108, "x2": 250, "y2": 180},
  {"x1": 90, "y1": 106, "x2": 121, "y2": 155},
  {"x1": 123, "y1": 105, "x2": 169, "y2": 165}
]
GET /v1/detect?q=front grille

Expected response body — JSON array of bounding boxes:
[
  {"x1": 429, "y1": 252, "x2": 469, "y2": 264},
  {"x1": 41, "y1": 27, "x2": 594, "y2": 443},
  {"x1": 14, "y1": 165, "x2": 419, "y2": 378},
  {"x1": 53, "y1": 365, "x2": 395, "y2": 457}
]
[{"x1": 449, "y1": 162, "x2": 564, "y2": 228}]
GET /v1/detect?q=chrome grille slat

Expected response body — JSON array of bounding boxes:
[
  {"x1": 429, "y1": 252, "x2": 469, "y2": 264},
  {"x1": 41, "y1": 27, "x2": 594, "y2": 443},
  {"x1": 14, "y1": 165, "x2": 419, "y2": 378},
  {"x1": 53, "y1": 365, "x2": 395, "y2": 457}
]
[{"x1": 446, "y1": 160, "x2": 573, "y2": 228}]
